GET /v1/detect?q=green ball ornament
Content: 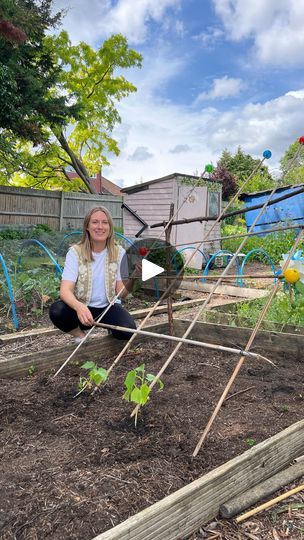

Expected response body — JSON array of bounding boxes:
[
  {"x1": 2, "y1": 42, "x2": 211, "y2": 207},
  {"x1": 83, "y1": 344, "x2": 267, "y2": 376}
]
[{"x1": 205, "y1": 164, "x2": 214, "y2": 173}]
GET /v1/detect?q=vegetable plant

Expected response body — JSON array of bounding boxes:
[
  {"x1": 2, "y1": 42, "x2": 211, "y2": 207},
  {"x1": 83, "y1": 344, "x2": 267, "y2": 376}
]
[
  {"x1": 76, "y1": 361, "x2": 108, "y2": 397},
  {"x1": 123, "y1": 363, "x2": 164, "y2": 426}
]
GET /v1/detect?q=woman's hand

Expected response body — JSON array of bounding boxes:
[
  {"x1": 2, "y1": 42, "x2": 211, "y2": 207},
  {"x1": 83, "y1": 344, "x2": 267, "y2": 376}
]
[
  {"x1": 76, "y1": 303, "x2": 94, "y2": 326},
  {"x1": 60, "y1": 280, "x2": 93, "y2": 326}
]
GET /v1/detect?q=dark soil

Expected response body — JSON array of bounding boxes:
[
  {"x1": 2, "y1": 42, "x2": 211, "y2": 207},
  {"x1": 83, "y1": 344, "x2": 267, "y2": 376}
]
[{"x1": 1, "y1": 340, "x2": 303, "y2": 540}]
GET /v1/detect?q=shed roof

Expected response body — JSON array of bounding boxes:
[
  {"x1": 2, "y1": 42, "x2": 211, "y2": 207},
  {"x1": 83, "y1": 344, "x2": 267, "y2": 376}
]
[
  {"x1": 239, "y1": 183, "x2": 304, "y2": 200},
  {"x1": 121, "y1": 172, "x2": 222, "y2": 195}
]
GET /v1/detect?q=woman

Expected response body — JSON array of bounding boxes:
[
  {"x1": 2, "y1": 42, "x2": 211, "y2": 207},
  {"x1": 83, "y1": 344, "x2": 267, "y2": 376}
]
[{"x1": 49, "y1": 206, "x2": 136, "y2": 341}]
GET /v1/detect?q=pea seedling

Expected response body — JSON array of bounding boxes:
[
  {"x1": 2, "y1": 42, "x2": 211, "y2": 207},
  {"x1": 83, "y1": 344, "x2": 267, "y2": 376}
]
[
  {"x1": 123, "y1": 363, "x2": 164, "y2": 426},
  {"x1": 75, "y1": 361, "x2": 108, "y2": 397}
]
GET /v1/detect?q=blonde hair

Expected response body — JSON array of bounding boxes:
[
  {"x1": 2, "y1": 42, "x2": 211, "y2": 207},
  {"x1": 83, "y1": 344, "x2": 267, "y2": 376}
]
[{"x1": 78, "y1": 206, "x2": 117, "y2": 262}]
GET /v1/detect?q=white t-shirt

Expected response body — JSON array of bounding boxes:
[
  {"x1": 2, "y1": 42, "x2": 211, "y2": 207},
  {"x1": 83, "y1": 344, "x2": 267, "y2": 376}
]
[{"x1": 62, "y1": 247, "x2": 125, "y2": 307}]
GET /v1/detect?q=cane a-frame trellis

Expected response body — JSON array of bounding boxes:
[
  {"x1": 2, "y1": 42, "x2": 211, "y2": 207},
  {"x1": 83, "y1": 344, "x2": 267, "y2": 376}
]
[{"x1": 54, "y1": 146, "x2": 304, "y2": 456}]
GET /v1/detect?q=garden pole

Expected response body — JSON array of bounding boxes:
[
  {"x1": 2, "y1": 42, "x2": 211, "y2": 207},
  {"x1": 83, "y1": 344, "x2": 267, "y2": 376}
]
[
  {"x1": 93, "y1": 321, "x2": 272, "y2": 362},
  {"x1": 165, "y1": 203, "x2": 175, "y2": 337}
]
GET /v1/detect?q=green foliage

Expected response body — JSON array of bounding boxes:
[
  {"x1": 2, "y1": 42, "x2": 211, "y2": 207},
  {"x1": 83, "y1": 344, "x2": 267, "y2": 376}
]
[
  {"x1": 0, "y1": 266, "x2": 60, "y2": 316},
  {"x1": 28, "y1": 364, "x2": 37, "y2": 376},
  {"x1": 221, "y1": 224, "x2": 304, "y2": 265},
  {"x1": 0, "y1": 2, "x2": 142, "y2": 192},
  {"x1": 280, "y1": 140, "x2": 304, "y2": 185},
  {"x1": 0, "y1": 0, "x2": 74, "y2": 143},
  {"x1": 218, "y1": 147, "x2": 275, "y2": 193},
  {"x1": 180, "y1": 175, "x2": 221, "y2": 193},
  {"x1": 235, "y1": 292, "x2": 304, "y2": 329},
  {"x1": 245, "y1": 438, "x2": 256, "y2": 447},
  {"x1": 147, "y1": 243, "x2": 184, "y2": 274},
  {"x1": 77, "y1": 361, "x2": 108, "y2": 396},
  {"x1": 123, "y1": 364, "x2": 164, "y2": 426}
]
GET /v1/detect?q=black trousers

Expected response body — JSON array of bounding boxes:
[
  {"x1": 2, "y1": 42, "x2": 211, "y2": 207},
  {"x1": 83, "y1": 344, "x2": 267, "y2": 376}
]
[{"x1": 49, "y1": 300, "x2": 136, "y2": 340}]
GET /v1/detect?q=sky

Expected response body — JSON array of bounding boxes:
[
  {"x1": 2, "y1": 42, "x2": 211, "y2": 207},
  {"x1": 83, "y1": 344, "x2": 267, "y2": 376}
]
[{"x1": 53, "y1": 0, "x2": 304, "y2": 187}]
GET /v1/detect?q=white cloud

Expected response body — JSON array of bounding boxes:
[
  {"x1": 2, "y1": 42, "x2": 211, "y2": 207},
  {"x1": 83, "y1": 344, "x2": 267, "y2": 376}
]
[
  {"x1": 193, "y1": 26, "x2": 224, "y2": 46},
  {"x1": 128, "y1": 146, "x2": 154, "y2": 161},
  {"x1": 212, "y1": 0, "x2": 304, "y2": 66},
  {"x1": 104, "y1": 85, "x2": 304, "y2": 186},
  {"x1": 169, "y1": 144, "x2": 191, "y2": 153},
  {"x1": 195, "y1": 76, "x2": 245, "y2": 102},
  {"x1": 53, "y1": 0, "x2": 181, "y2": 45}
]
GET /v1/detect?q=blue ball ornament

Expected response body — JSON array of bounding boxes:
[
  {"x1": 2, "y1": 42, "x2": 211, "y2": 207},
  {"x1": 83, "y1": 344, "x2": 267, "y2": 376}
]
[{"x1": 263, "y1": 150, "x2": 272, "y2": 159}]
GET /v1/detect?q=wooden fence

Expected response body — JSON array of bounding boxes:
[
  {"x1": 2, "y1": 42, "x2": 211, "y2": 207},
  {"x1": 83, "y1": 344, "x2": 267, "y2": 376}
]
[{"x1": 0, "y1": 186, "x2": 123, "y2": 231}]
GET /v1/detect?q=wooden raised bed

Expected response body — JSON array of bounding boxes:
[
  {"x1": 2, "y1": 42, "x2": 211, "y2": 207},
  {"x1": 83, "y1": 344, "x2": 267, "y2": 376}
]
[
  {"x1": 1, "y1": 318, "x2": 303, "y2": 378},
  {"x1": 2, "y1": 319, "x2": 303, "y2": 539},
  {"x1": 93, "y1": 420, "x2": 304, "y2": 540}
]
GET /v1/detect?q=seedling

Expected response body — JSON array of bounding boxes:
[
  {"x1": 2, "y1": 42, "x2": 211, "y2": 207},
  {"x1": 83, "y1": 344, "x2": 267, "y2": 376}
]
[
  {"x1": 28, "y1": 364, "x2": 37, "y2": 376},
  {"x1": 75, "y1": 361, "x2": 108, "y2": 397},
  {"x1": 245, "y1": 437, "x2": 256, "y2": 447},
  {"x1": 123, "y1": 363, "x2": 164, "y2": 426}
]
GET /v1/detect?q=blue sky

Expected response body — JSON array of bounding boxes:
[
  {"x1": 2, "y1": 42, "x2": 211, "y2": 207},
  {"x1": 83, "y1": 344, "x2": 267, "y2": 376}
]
[{"x1": 53, "y1": 0, "x2": 304, "y2": 186}]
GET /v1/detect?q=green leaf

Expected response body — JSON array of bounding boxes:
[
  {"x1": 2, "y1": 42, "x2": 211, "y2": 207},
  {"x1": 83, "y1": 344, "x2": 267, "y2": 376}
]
[
  {"x1": 130, "y1": 386, "x2": 142, "y2": 405},
  {"x1": 81, "y1": 361, "x2": 96, "y2": 370},
  {"x1": 135, "y1": 364, "x2": 145, "y2": 373},
  {"x1": 146, "y1": 373, "x2": 164, "y2": 391},
  {"x1": 138, "y1": 383, "x2": 151, "y2": 405},
  {"x1": 124, "y1": 369, "x2": 136, "y2": 394},
  {"x1": 89, "y1": 367, "x2": 108, "y2": 385}
]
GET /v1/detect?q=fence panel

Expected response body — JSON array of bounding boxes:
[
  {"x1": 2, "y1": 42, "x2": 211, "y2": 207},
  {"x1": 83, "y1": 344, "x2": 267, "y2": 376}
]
[{"x1": 0, "y1": 186, "x2": 123, "y2": 230}]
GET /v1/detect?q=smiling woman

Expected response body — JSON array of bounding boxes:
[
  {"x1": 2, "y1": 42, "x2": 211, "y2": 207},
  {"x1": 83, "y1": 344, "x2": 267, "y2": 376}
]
[{"x1": 49, "y1": 206, "x2": 136, "y2": 341}]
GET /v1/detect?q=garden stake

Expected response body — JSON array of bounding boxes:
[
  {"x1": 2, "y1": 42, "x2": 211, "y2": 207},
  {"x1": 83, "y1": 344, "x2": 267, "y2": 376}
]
[
  {"x1": 130, "y1": 183, "x2": 281, "y2": 419},
  {"x1": 93, "y1": 321, "x2": 273, "y2": 362},
  {"x1": 165, "y1": 203, "x2": 175, "y2": 337},
  {"x1": 150, "y1": 185, "x2": 304, "y2": 229},
  {"x1": 100, "y1": 155, "x2": 269, "y2": 385},
  {"x1": 175, "y1": 222, "x2": 304, "y2": 248},
  {"x1": 192, "y1": 228, "x2": 304, "y2": 456},
  {"x1": 236, "y1": 484, "x2": 304, "y2": 523}
]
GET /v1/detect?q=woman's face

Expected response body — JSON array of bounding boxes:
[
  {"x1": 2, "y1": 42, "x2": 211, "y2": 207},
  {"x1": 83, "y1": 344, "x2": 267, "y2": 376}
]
[{"x1": 87, "y1": 210, "x2": 110, "y2": 246}]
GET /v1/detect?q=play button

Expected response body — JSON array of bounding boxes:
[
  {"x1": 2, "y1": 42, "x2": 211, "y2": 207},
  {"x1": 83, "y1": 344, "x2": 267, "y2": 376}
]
[
  {"x1": 120, "y1": 237, "x2": 184, "y2": 298},
  {"x1": 142, "y1": 259, "x2": 164, "y2": 281}
]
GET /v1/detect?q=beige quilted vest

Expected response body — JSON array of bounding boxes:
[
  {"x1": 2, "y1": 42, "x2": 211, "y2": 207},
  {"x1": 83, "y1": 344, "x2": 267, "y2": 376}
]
[{"x1": 71, "y1": 244, "x2": 123, "y2": 305}]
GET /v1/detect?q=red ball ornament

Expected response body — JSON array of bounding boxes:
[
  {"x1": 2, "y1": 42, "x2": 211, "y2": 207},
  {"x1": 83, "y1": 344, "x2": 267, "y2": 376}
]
[
  {"x1": 298, "y1": 136, "x2": 304, "y2": 145},
  {"x1": 138, "y1": 246, "x2": 149, "y2": 257}
]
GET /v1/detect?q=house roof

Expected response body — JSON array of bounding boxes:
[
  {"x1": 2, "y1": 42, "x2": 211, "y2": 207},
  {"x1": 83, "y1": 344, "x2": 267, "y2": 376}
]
[
  {"x1": 121, "y1": 172, "x2": 222, "y2": 194},
  {"x1": 66, "y1": 172, "x2": 122, "y2": 196},
  {"x1": 239, "y1": 183, "x2": 304, "y2": 200}
]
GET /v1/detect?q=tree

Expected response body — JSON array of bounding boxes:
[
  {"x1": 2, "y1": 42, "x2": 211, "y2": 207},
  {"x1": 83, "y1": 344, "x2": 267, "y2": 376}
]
[
  {"x1": 0, "y1": 1, "x2": 142, "y2": 192},
  {"x1": 280, "y1": 139, "x2": 304, "y2": 185},
  {"x1": 218, "y1": 147, "x2": 275, "y2": 193},
  {"x1": 210, "y1": 163, "x2": 237, "y2": 201},
  {"x1": 0, "y1": 0, "x2": 76, "y2": 143}
]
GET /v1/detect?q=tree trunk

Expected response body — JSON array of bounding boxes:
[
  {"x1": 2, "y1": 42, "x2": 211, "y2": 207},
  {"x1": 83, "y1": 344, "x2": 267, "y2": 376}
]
[{"x1": 57, "y1": 131, "x2": 97, "y2": 193}]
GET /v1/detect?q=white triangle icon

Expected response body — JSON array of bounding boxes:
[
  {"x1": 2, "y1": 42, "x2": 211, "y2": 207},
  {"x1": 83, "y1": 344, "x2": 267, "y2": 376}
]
[{"x1": 142, "y1": 259, "x2": 164, "y2": 281}]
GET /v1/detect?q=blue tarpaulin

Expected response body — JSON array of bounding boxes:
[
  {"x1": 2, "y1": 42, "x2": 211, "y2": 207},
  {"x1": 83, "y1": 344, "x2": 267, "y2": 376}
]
[{"x1": 240, "y1": 184, "x2": 304, "y2": 233}]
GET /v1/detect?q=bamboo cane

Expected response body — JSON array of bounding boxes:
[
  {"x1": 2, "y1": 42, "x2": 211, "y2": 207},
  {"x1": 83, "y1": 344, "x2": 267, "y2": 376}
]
[
  {"x1": 167, "y1": 273, "x2": 279, "y2": 279},
  {"x1": 235, "y1": 484, "x2": 304, "y2": 523},
  {"x1": 166, "y1": 203, "x2": 175, "y2": 337},
  {"x1": 93, "y1": 321, "x2": 273, "y2": 363},
  {"x1": 192, "y1": 228, "x2": 304, "y2": 456},
  {"x1": 174, "y1": 223, "x2": 303, "y2": 248}
]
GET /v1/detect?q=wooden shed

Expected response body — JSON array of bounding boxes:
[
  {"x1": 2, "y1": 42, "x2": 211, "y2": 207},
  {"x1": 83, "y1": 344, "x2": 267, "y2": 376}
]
[{"x1": 121, "y1": 173, "x2": 222, "y2": 269}]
